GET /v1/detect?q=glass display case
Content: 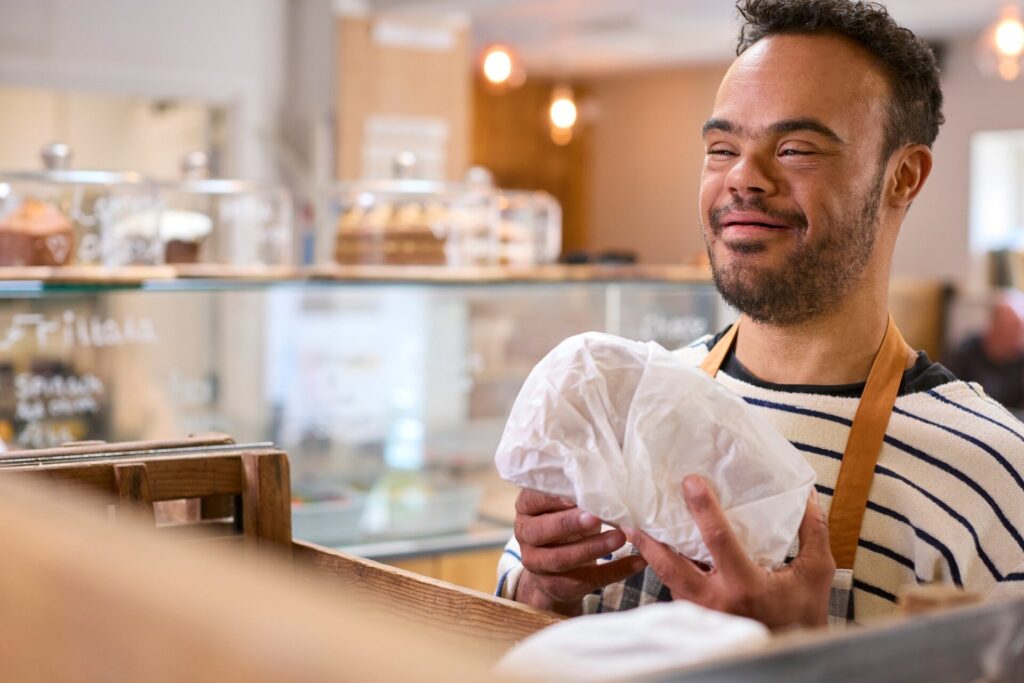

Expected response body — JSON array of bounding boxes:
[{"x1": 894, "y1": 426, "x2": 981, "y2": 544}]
[
  {"x1": 321, "y1": 166, "x2": 562, "y2": 268},
  {"x1": 0, "y1": 273, "x2": 724, "y2": 556},
  {"x1": 496, "y1": 189, "x2": 561, "y2": 266},
  {"x1": 0, "y1": 144, "x2": 162, "y2": 267},
  {"x1": 158, "y1": 178, "x2": 294, "y2": 268}
]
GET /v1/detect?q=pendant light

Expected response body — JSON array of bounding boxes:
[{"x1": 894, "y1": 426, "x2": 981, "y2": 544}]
[
  {"x1": 480, "y1": 44, "x2": 525, "y2": 90},
  {"x1": 976, "y1": 5, "x2": 1024, "y2": 81},
  {"x1": 549, "y1": 85, "x2": 577, "y2": 146}
]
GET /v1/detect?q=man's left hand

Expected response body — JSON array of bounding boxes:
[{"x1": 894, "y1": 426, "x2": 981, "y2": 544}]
[{"x1": 626, "y1": 475, "x2": 835, "y2": 631}]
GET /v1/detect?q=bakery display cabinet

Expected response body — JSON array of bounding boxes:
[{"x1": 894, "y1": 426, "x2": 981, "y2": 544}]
[
  {"x1": 0, "y1": 145, "x2": 295, "y2": 273},
  {"x1": 321, "y1": 166, "x2": 561, "y2": 268},
  {"x1": 0, "y1": 268, "x2": 723, "y2": 581},
  {"x1": 0, "y1": 143, "x2": 162, "y2": 267}
]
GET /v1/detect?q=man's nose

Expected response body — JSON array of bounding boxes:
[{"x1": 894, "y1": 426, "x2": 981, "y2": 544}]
[{"x1": 725, "y1": 153, "x2": 777, "y2": 197}]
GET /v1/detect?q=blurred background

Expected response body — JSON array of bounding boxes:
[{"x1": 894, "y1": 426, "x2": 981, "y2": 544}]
[
  {"x1": 0, "y1": 0, "x2": 1021, "y2": 280},
  {"x1": 3, "y1": 0, "x2": 1024, "y2": 590}
]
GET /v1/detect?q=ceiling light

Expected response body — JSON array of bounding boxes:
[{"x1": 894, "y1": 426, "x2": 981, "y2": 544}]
[
  {"x1": 482, "y1": 45, "x2": 514, "y2": 85},
  {"x1": 995, "y1": 12, "x2": 1024, "y2": 57},
  {"x1": 549, "y1": 86, "x2": 578, "y2": 146},
  {"x1": 549, "y1": 88, "x2": 577, "y2": 130},
  {"x1": 977, "y1": 6, "x2": 1024, "y2": 81}
]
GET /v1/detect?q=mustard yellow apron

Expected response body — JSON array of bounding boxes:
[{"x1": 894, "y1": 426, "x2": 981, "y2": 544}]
[{"x1": 700, "y1": 315, "x2": 909, "y2": 623}]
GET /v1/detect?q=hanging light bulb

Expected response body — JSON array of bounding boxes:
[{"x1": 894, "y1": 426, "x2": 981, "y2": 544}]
[
  {"x1": 482, "y1": 45, "x2": 514, "y2": 85},
  {"x1": 549, "y1": 85, "x2": 577, "y2": 145},
  {"x1": 481, "y1": 44, "x2": 526, "y2": 90},
  {"x1": 977, "y1": 5, "x2": 1024, "y2": 81}
]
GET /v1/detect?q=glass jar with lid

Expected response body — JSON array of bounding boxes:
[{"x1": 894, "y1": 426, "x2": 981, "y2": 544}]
[
  {"x1": 495, "y1": 189, "x2": 562, "y2": 267},
  {"x1": 322, "y1": 153, "x2": 494, "y2": 268},
  {"x1": 154, "y1": 151, "x2": 294, "y2": 268},
  {"x1": 0, "y1": 143, "x2": 163, "y2": 267}
]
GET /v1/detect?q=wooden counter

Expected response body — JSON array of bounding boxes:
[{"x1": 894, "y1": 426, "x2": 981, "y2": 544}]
[{"x1": 0, "y1": 263, "x2": 714, "y2": 285}]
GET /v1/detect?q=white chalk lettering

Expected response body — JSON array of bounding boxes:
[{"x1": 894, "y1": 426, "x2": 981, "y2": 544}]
[{"x1": 0, "y1": 310, "x2": 159, "y2": 352}]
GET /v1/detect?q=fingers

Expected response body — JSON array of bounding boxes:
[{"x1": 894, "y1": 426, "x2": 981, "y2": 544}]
[
  {"x1": 573, "y1": 554, "x2": 649, "y2": 590},
  {"x1": 521, "y1": 529, "x2": 627, "y2": 574},
  {"x1": 682, "y1": 475, "x2": 753, "y2": 579},
  {"x1": 625, "y1": 529, "x2": 706, "y2": 598},
  {"x1": 793, "y1": 489, "x2": 836, "y2": 577},
  {"x1": 520, "y1": 557, "x2": 647, "y2": 614},
  {"x1": 515, "y1": 488, "x2": 576, "y2": 516},
  {"x1": 515, "y1": 505, "x2": 603, "y2": 547}
]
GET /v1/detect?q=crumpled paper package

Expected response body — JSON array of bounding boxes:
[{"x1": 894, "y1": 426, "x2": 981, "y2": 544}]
[
  {"x1": 494, "y1": 332, "x2": 816, "y2": 568},
  {"x1": 495, "y1": 600, "x2": 770, "y2": 682}
]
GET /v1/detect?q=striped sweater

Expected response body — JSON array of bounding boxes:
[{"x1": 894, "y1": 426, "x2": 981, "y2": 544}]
[{"x1": 496, "y1": 334, "x2": 1024, "y2": 623}]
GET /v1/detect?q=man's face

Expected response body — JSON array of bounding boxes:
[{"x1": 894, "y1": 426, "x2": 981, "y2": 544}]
[{"x1": 699, "y1": 33, "x2": 893, "y2": 326}]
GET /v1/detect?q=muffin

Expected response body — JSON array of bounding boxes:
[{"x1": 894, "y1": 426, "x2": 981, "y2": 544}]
[{"x1": 0, "y1": 199, "x2": 74, "y2": 266}]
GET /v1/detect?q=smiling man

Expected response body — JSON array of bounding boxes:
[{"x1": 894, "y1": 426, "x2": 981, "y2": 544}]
[{"x1": 496, "y1": 0, "x2": 1024, "y2": 628}]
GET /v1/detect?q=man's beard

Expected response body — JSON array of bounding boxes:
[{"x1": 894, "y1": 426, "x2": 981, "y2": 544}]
[{"x1": 704, "y1": 170, "x2": 884, "y2": 327}]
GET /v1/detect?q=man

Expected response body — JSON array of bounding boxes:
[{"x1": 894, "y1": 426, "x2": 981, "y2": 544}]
[
  {"x1": 496, "y1": 0, "x2": 1024, "y2": 628},
  {"x1": 946, "y1": 293, "x2": 1024, "y2": 414}
]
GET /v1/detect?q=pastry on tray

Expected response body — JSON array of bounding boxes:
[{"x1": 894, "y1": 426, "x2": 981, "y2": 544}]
[
  {"x1": 115, "y1": 208, "x2": 212, "y2": 264},
  {"x1": 334, "y1": 202, "x2": 448, "y2": 266},
  {"x1": 161, "y1": 209, "x2": 213, "y2": 264},
  {"x1": 0, "y1": 198, "x2": 75, "y2": 266}
]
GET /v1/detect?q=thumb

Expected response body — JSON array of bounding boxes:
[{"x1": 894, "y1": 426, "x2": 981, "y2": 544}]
[{"x1": 794, "y1": 489, "x2": 834, "y2": 569}]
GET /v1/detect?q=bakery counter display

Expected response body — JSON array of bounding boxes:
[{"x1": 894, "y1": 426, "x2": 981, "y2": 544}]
[
  {"x1": 0, "y1": 277, "x2": 724, "y2": 553},
  {"x1": 157, "y1": 152, "x2": 295, "y2": 276},
  {"x1": 320, "y1": 165, "x2": 561, "y2": 269},
  {"x1": 0, "y1": 143, "x2": 162, "y2": 268}
]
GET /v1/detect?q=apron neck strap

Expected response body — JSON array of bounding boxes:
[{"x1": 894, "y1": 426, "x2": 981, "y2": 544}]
[{"x1": 698, "y1": 315, "x2": 910, "y2": 570}]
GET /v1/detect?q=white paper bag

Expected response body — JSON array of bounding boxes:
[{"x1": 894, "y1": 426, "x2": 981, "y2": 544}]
[
  {"x1": 495, "y1": 600, "x2": 770, "y2": 682},
  {"x1": 494, "y1": 332, "x2": 815, "y2": 568}
]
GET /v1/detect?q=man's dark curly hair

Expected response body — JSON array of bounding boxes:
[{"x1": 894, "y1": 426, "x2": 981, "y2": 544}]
[{"x1": 736, "y1": 0, "x2": 944, "y2": 159}]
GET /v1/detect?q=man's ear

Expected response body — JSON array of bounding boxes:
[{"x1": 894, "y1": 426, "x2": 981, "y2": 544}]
[{"x1": 887, "y1": 144, "x2": 933, "y2": 209}]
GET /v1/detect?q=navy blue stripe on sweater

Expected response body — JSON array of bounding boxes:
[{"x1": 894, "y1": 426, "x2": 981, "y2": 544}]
[
  {"x1": 927, "y1": 388, "x2": 1024, "y2": 444},
  {"x1": 503, "y1": 548, "x2": 522, "y2": 563},
  {"x1": 883, "y1": 433, "x2": 1024, "y2": 553},
  {"x1": 747, "y1": 395, "x2": 1024, "y2": 554},
  {"x1": 892, "y1": 405, "x2": 1024, "y2": 492},
  {"x1": 857, "y1": 539, "x2": 919, "y2": 576},
  {"x1": 744, "y1": 396, "x2": 852, "y2": 428},
  {"x1": 812, "y1": 481, "x2": 963, "y2": 585},
  {"x1": 796, "y1": 440, "x2": 1003, "y2": 580},
  {"x1": 865, "y1": 499, "x2": 964, "y2": 587},
  {"x1": 496, "y1": 568, "x2": 511, "y2": 597},
  {"x1": 853, "y1": 579, "x2": 897, "y2": 603}
]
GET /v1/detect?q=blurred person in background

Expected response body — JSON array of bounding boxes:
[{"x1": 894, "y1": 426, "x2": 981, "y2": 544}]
[{"x1": 947, "y1": 292, "x2": 1024, "y2": 414}]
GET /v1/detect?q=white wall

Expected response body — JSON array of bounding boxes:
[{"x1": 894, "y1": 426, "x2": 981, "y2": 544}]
[
  {"x1": 0, "y1": 0, "x2": 287, "y2": 180},
  {"x1": 281, "y1": 0, "x2": 336, "y2": 184}
]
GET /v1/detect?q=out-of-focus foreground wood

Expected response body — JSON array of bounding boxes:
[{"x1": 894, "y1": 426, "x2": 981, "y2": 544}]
[
  {"x1": 294, "y1": 540, "x2": 562, "y2": 650},
  {"x1": 0, "y1": 438, "x2": 292, "y2": 554},
  {"x1": 0, "y1": 476, "x2": 500, "y2": 682}
]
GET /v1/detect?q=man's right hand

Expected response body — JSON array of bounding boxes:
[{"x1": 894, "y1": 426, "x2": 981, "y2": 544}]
[{"x1": 513, "y1": 489, "x2": 648, "y2": 616}]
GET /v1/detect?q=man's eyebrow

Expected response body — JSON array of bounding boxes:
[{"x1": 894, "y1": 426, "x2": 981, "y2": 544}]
[
  {"x1": 702, "y1": 118, "x2": 736, "y2": 137},
  {"x1": 701, "y1": 117, "x2": 845, "y2": 145},
  {"x1": 768, "y1": 118, "x2": 845, "y2": 145}
]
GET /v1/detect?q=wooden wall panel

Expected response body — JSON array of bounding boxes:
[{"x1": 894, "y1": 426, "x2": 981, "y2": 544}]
[
  {"x1": 335, "y1": 17, "x2": 471, "y2": 181},
  {"x1": 471, "y1": 77, "x2": 591, "y2": 256}
]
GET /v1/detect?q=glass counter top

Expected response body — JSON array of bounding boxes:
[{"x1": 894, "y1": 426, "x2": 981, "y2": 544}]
[{"x1": 0, "y1": 269, "x2": 728, "y2": 551}]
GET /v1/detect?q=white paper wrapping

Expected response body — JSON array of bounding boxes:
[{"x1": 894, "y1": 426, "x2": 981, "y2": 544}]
[
  {"x1": 495, "y1": 600, "x2": 770, "y2": 682},
  {"x1": 494, "y1": 332, "x2": 816, "y2": 568}
]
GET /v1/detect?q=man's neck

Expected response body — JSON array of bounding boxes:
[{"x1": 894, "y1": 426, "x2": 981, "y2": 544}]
[{"x1": 732, "y1": 294, "x2": 901, "y2": 387}]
